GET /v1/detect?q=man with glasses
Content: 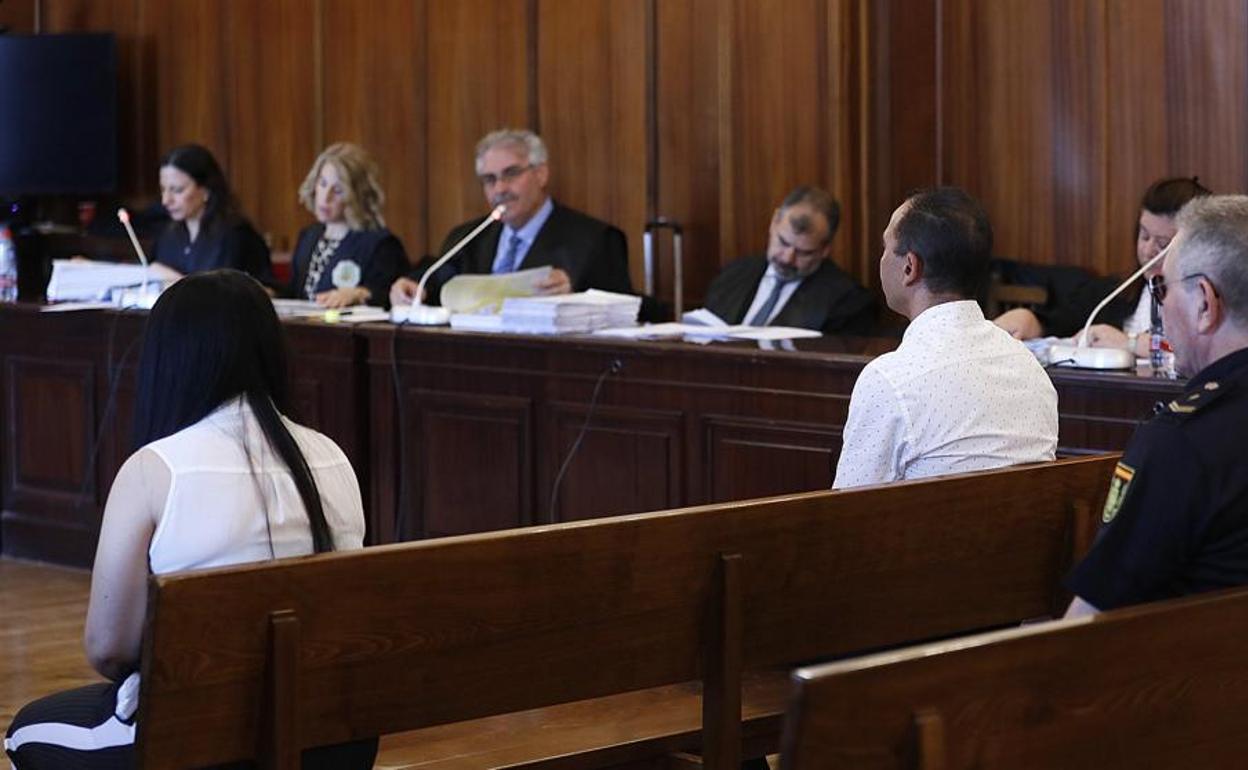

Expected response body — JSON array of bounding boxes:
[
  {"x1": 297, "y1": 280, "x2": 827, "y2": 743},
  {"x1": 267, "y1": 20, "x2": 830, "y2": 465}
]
[
  {"x1": 390, "y1": 128, "x2": 632, "y2": 307},
  {"x1": 1067, "y1": 194, "x2": 1248, "y2": 617},
  {"x1": 701, "y1": 186, "x2": 877, "y2": 333}
]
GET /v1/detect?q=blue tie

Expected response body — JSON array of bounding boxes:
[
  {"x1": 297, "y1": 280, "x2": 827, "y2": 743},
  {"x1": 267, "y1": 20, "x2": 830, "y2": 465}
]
[
  {"x1": 748, "y1": 277, "x2": 788, "y2": 326},
  {"x1": 496, "y1": 233, "x2": 522, "y2": 274}
]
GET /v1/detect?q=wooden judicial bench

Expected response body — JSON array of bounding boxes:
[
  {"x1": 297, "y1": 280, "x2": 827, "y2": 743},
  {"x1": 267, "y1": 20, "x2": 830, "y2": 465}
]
[
  {"x1": 0, "y1": 302, "x2": 1177, "y2": 567},
  {"x1": 779, "y1": 586, "x2": 1248, "y2": 770},
  {"x1": 134, "y1": 455, "x2": 1114, "y2": 770}
]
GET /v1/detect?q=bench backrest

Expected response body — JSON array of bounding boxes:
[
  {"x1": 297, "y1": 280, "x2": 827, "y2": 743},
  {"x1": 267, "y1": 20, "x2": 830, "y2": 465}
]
[
  {"x1": 136, "y1": 454, "x2": 1116, "y2": 769},
  {"x1": 780, "y1": 587, "x2": 1248, "y2": 769}
]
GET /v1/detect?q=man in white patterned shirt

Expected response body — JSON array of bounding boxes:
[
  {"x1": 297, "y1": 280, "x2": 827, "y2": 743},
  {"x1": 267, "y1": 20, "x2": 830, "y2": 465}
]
[{"x1": 832, "y1": 187, "x2": 1058, "y2": 489}]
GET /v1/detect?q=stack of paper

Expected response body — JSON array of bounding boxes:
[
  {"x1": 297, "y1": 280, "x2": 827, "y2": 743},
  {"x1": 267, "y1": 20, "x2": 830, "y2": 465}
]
[
  {"x1": 495, "y1": 290, "x2": 642, "y2": 334},
  {"x1": 46, "y1": 260, "x2": 155, "y2": 302}
]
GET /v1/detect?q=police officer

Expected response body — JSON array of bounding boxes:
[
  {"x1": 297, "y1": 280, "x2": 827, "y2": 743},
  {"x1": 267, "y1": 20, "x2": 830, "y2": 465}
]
[{"x1": 1066, "y1": 194, "x2": 1248, "y2": 616}]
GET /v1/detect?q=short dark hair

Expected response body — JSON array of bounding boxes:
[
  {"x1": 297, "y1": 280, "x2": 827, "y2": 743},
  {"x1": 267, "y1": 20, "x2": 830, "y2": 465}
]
[
  {"x1": 1141, "y1": 177, "x2": 1212, "y2": 217},
  {"x1": 779, "y1": 186, "x2": 841, "y2": 245},
  {"x1": 160, "y1": 143, "x2": 242, "y2": 229},
  {"x1": 132, "y1": 269, "x2": 335, "y2": 553},
  {"x1": 892, "y1": 186, "x2": 993, "y2": 298}
]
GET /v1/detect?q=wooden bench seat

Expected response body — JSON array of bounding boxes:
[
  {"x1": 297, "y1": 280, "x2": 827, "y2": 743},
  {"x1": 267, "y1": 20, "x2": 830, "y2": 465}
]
[
  {"x1": 780, "y1": 586, "x2": 1248, "y2": 769},
  {"x1": 135, "y1": 455, "x2": 1116, "y2": 770}
]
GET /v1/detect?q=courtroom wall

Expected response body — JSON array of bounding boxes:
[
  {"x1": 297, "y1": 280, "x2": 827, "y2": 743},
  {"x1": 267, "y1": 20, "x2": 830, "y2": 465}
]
[{"x1": 2, "y1": 0, "x2": 1246, "y2": 302}]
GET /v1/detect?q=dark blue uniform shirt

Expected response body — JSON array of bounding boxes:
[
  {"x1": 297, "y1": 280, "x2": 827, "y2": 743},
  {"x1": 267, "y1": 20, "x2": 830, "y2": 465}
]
[{"x1": 1067, "y1": 346, "x2": 1248, "y2": 610}]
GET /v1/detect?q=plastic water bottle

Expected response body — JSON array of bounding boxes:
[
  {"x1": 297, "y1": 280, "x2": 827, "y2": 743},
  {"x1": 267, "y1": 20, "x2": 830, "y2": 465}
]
[{"x1": 0, "y1": 225, "x2": 17, "y2": 303}]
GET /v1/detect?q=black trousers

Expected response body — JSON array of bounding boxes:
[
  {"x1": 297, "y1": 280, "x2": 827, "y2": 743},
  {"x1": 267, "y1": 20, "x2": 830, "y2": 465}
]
[{"x1": 6, "y1": 681, "x2": 378, "y2": 770}]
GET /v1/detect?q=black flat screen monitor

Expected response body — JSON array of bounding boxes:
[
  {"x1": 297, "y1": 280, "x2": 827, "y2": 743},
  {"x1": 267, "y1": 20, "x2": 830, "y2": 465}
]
[{"x1": 0, "y1": 33, "x2": 118, "y2": 195}]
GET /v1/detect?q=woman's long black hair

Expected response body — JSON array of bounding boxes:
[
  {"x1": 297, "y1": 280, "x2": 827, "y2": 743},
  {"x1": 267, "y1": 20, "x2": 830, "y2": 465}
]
[{"x1": 131, "y1": 269, "x2": 334, "y2": 553}]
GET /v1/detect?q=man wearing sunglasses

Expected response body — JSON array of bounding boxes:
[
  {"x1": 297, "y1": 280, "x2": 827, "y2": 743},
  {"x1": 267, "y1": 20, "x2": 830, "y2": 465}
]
[
  {"x1": 1067, "y1": 195, "x2": 1248, "y2": 617},
  {"x1": 390, "y1": 128, "x2": 633, "y2": 307}
]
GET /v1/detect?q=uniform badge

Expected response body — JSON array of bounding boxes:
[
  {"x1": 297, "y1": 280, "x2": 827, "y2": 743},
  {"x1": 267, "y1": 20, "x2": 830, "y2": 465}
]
[{"x1": 1102, "y1": 462, "x2": 1135, "y2": 524}]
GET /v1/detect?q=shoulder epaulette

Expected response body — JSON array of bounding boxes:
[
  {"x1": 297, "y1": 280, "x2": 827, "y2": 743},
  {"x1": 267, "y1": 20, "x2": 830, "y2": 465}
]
[{"x1": 1162, "y1": 379, "x2": 1232, "y2": 418}]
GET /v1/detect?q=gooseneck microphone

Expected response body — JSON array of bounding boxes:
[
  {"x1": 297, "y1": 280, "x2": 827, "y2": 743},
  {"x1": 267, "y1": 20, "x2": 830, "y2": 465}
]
[
  {"x1": 117, "y1": 208, "x2": 149, "y2": 269},
  {"x1": 394, "y1": 204, "x2": 506, "y2": 325},
  {"x1": 1049, "y1": 242, "x2": 1171, "y2": 369}
]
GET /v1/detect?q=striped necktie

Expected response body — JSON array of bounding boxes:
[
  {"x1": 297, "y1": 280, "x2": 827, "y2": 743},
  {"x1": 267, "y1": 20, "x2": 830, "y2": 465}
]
[
  {"x1": 495, "y1": 233, "x2": 523, "y2": 274},
  {"x1": 748, "y1": 277, "x2": 790, "y2": 326}
]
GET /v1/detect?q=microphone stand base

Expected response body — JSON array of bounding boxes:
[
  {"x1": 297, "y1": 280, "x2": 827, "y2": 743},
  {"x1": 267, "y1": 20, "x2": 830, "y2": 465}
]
[
  {"x1": 391, "y1": 304, "x2": 451, "y2": 326},
  {"x1": 1048, "y1": 344, "x2": 1135, "y2": 370}
]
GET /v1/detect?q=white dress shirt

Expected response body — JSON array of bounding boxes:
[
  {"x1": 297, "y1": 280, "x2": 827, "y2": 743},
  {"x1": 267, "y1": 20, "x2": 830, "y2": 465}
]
[
  {"x1": 1121, "y1": 288, "x2": 1152, "y2": 336},
  {"x1": 147, "y1": 397, "x2": 366, "y2": 574},
  {"x1": 833, "y1": 300, "x2": 1058, "y2": 489},
  {"x1": 742, "y1": 264, "x2": 805, "y2": 325}
]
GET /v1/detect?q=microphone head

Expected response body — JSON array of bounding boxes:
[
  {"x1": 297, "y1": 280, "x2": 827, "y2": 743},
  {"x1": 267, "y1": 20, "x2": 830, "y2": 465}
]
[
  {"x1": 490, "y1": 204, "x2": 507, "y2": 221},
  {"x1": 117, "y1": 208, "x2": 131, "y2": 224}
]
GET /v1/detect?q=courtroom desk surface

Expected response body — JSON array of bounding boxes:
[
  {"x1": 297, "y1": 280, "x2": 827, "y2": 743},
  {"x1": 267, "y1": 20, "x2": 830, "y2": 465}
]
[{"x1": 0, "y1": 304, "x2": 1184, "y2": 566}]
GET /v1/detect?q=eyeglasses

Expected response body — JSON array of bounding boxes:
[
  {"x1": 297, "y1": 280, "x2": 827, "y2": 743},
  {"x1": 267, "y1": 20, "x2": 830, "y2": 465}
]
[
  {"x1": 1148, "y1": 272, "x2": 1213, "y2": 305},
  {"x1": 478, "y1": 164, "x2": 534, "y2": 188}
]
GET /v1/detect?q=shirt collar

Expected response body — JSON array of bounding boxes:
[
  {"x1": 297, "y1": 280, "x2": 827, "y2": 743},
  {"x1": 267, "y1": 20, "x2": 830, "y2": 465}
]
[
  {"x1": 502, "y1": 196, "x2": 554, "y2": 247},
  {"x1": 901, "y1": 299, "x2": 984, "y2": 342}
]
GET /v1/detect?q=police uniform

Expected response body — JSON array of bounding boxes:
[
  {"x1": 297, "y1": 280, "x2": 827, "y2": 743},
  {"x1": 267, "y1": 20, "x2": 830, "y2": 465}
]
[{"x1": 1067, "y1": 347, "x2": 1248, "y2": 611}]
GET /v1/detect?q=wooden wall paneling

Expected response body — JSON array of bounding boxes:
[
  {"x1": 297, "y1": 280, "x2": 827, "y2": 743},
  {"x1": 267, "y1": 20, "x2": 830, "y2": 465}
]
[
  {"x1": 939, "y1": 0, "x2": 1108, "y2": 272},
  {"x1": 718, "y1": 0, "x2": 833, "y2": 268},
  {"x1": 39, "y1": 0, "x2": 156, "y2": 202},
  {"x1": 424, "y1": 0, "x2": 534, "y2": 259},
  {"x1": 702, "y1": 416, "x2": 841, "y2": 503},
  {"x1": 536, "y1": 0, "x2": 649, "y2": 292},
  {"x1": 540, "y1": 403, "x2": 684, "y2": 523},
  {"x1": 1162, "y1": 0, "x2": 1248, "y2": 198},
  {"x1": 150, "y1": 1, "x2": 230, "y2": 174},
  {"x1": 320, "y1": 0, "x2": 428, "y2": 268},
  {"x1": 653, "y1": 0, "x2": 722, "y2": 306},
  {"x1": 222, "y1": 0, "x2": 317, "y2": 252},
  {"x1": 1048, "y1": 0, "x2": 1109, "y2": 274},
  {"x1": 413, "y1": 391, "x2": 534, "y2": 539},
  {"x1": 1104, "y1": 0, "x2": 1169, "y2": 278},
  {"x1": 824, "y1": 0, "x2": 869, "y2": 285},
  {"x1": 0, "y1": 0, "x2": 37, "y2": 33},
  {"x1": 863, "y1": 0, "x2": 939, "y2": 291}
]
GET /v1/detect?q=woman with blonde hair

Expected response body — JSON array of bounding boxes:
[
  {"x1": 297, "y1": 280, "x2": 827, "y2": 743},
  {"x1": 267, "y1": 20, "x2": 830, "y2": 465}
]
[{"x1": 287, "y1": 142, "x2": 406, "y2": 308}]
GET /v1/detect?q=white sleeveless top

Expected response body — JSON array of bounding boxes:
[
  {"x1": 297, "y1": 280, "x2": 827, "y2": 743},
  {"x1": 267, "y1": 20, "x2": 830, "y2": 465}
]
[{"x1": 144, "y1": 397, "x2": 366, "y2": 575}]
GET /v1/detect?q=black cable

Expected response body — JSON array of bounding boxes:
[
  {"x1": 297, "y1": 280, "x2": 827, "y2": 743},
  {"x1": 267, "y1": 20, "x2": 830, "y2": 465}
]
[
  {"x1": 1045, "y1": 358, "x2": 1076, "y2": 370},
  {"x1": 548, "y1": 357, "x2": 623, "y2": 523},
  {"x1": 76, "y1": 310, "x2": 143, "y2": 511},
  {"x1": 389, "y1": 318, "x2": 411, "y2": 542}
]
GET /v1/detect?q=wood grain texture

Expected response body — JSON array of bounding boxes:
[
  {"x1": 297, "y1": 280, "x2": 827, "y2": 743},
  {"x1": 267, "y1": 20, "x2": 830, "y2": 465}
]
[
  {"x1": 134, "y1": 455, "x2": 1114, "y2": 768},
  {"x1": 782, "y1": 587, "x2": 1248, "y2": 769},
  {"x1": 0, "y1": 561, "x2": 97, "y2": 731}
]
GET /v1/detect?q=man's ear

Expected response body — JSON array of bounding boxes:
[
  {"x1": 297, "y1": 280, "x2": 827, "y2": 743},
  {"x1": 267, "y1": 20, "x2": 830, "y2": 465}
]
[
  {"x1": 902, "y1": 251, "x2": 923, "y2": 287},
  {"x1": 1195, "y1": 277, "x2": 1221, "y2": 333}
]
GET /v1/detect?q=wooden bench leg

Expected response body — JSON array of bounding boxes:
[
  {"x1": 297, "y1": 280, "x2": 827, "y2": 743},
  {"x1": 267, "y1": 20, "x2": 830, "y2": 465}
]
[
  {"x1": 702, "y1": 552, "x2": 743, "y2": 770},
  {"x1": 263, "y1": 609, "x2": 300, "y2": 770}
]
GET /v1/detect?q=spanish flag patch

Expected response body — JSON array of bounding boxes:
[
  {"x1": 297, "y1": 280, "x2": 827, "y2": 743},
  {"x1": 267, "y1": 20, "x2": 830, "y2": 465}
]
[{"x1": 1102, "y1": 462, "x2": 1136, "y2": 524}]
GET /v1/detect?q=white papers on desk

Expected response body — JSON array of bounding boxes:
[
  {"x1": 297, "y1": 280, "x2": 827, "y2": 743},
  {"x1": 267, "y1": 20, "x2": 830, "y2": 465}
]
[
  {"x1": 595, "y1": 323, "x2": 821, "y2": 342},
  {"x1": 271, "y1": 299, "x2": 325, "y2": 317},
  {"x1": 46, "y1": 260, "x2": 156, "y2": 301},
  {"x1": 730, "y1": 326, "x2": 822, "y2": 340},
  {"x1": 496, "y1": 289, "x2": 643, "y2": 334},
  {"x1": 40, "y1": 301, "x2": 117, "y2": 312},
  {"x1": 440, "y1": 266, "x2": 553, "y2": 313}
]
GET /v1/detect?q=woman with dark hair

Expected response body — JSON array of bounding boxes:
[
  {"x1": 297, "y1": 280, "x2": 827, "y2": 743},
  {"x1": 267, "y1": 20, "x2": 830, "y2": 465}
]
[
  {"x1": 994, "y1": 177, "x2": 1212, "y2": 353},
  {"x1": 152, "y1": 144, "x2": 275, "y2": 286},
  {"x1": 287, "y1": 142, "x2": 406, "y2": 308},
  {"x1": 4, "y1": 270, "x2": 373, "y2": 769}
]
